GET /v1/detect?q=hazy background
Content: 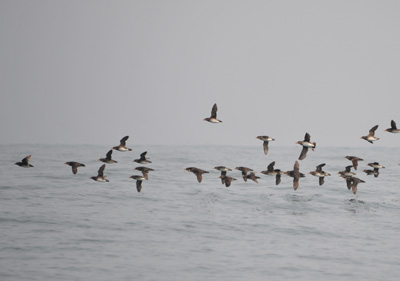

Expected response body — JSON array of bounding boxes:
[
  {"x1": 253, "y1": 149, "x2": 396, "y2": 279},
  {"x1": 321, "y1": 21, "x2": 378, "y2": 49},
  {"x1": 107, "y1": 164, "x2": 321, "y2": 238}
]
[{"x1": 1, "y1": 0, "x2": 400, "y2": 147}]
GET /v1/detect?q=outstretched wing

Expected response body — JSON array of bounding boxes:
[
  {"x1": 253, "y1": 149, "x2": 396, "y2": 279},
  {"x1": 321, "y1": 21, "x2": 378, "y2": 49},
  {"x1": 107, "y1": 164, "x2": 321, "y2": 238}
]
[
  {"x1": 304, "y1": 132, "x2": 311, "y2": 142},
  {"x1": 299, "y1": 147, "x2": 308, "y2": 160},
  {"x1": 263, "y1": 141, "x2": 269, "y2": 155},
  {"x1": 22, "y1": 155, "x2": 31, "y2": 165},
  {"x1": 120, "y1": 136, "x2": 129, "y2": 146},
  {"x1": 106, "y1": 150, "x2": 113, "y2": 160},
  {"x1": 98, "y1": 164, "x2": 106, "y2": 176},
  {"x1": 140, "y1": 151, "x2": 147, "y2": 160},
  {"x1": 391, "y1": 120, "x2": 397, "y2": 129},
  {"x1": 369, "y1": 125, "x2": 378, "y2": 135},
  {"x1": 316, "y1": 163, "x2": 325, "y2": 172},
  {"x1": 211, "y1": 103, "x2": 218, "y2": 118},
  {"x1": 267, "y1": 161, "x2": 275, "y2": 172}
]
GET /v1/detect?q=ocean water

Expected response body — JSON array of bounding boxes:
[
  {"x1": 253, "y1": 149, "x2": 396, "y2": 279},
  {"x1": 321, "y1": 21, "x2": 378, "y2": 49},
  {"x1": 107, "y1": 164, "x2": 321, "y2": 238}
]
[{"x1": 1, "y1": 144, "x2": 400, "y2": 281}]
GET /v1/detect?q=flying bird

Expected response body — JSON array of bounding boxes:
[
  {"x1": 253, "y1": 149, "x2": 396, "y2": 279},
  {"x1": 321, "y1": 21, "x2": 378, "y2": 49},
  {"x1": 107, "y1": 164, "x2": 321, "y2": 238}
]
[
  {"x1": 133, "y1": 151, "x2": 152, "y2": 164},
  {"x1": 15, "y1": 155, "x2": 34, "y2": 168},
  {"x1": 185, "y1": 167, "x2": 209, "y2": 183},
  {"x1": 345, "y1": 156, "x2": 363, "y2": 170},
  {"x1": 246, "y1": 172, "x2": 260, "y2": 183},
  {"x1": 235, "y1": 167, "x2": 254, "y2": 182},
  {"x1": 134, "y1": 166, "x2": 154, "y2": 180},
  {"x1": 338, "y1": 165, "x2": 356, "y2": 178},
  {"x1": 64, "y1": 161, "x2": 85, "y2": 174},
  {"x1": 260, "y1": 161, "x2": 283, "y2": 185},
  {"x1": 99, "y1": 150, "x2": 118, "y2": 164},
  {"x1": 90, "y1": 164, "x2": 109, "y2": 182},
  {"x1": 309, "y1": 163, "x2": 331, "y2": 186},
  {"x1": 130, "y1": 175, "x2": 146, "y2": 192},
  {"x1": 285, "y1": 161, "x2": 304, "y2": 190},
  {"x1": 219, "y1": 176, "x2": 237, "y2": 187},
  {"x1": 346, "y1": 177, "x2": 365, "y2": 194},
  {"x1": 256, "y1": 136, "x2": 275, "y2": 155},
  {"x1": 113, "y1": 136, "x2": 132, "y2": 151},
  {"x1": 384, "y1": 120, "x2": 400, "y2": 133},
  {"x1": 296, "y1": 133, "x2": 316, "y2": 160},
  {"x1": 361, "y1": 125, "x2": 379, "y2": 144},
  {"x1": 214, "y1": 166, "x2": 232, "y2": 184},
  {"x1": 203, "y1": 103, "x2": 222, "y2": 123}
]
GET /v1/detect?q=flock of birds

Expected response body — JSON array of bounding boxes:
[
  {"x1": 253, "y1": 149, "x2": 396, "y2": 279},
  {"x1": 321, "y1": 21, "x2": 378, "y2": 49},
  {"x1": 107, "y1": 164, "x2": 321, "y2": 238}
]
[{"x1": 14, "y1": 104, "x2": 400, "y2": 194}]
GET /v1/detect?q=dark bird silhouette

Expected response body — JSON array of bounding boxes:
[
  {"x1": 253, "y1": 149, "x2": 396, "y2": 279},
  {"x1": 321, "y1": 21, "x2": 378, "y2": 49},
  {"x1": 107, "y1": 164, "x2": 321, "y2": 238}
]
[
  {"x1": 133, "y1": 151, "x2": 152, "y2": 164},
  {"x1": 64, "y1": 161, "x2": 85, "y2": 174},
  {"x1": 219, "y1": 176, "x2": 237, "y2": 187},
  {"x1": 338, "y1": 165, "x2": 356, "y2": 178},
  {"x1": 185, "y1": 167, "x2": 209, "y2": 183},
  {"x1": 235, "y1": 167, "x2": 254, "y2": 182},
  {"x1": 296, "y1": 133, "x2": 316, "y2": 160},
  {"x1": 214, "y1": 166, "x2": 232, "y2": 184},
  {"x1": 15, "y1": 155, "x2": 34, "y2": 168},
  {"x1": 130, "y1": 175, "x2": 146, "y2": 192},
  {"x1": 363, "y1": 169, "x2": 379, "y2": 178},
  {"x1": 345, "y1": 156, "x2": 363, "y2": 170},
  {"x1": 384, "y1": 120, "x2": 400, "y2": 133},
  {"x1": 246, "y1": 172, "x2": 260, "y2": 183},
  {"x1": 309, "y1": 163, "x2": 331, "y2": 186},
  {"x1": 203, "y1": 103, "x2": 222, "y2": 123},
  {"x1": 113, "y1": 136, "x2": 132, "y2": 151},
  {"x1": 260, "y1": 161, "x2": 283, "y2": 185},
  {"x1": 99, "y1": 150, "x2": 117, "y2": 164},
  {"x1": 134, "y1": 166, "x2": 154, "y2": 180},
  {"x1": 256, "y1": 136, "x2": 275, "y2": 155},
  {"x1": 285, "y1": 161, "x2": 304, "y2": 190},
  {"x1": 346, "y1": 177, "x2": 365, "y2": 194},
  {"x1": 361, "y1": 125, "x2": 379, "y2": 144},
  {"x1": 90, "y1": 164, "x2": 109, "y2": 182}
]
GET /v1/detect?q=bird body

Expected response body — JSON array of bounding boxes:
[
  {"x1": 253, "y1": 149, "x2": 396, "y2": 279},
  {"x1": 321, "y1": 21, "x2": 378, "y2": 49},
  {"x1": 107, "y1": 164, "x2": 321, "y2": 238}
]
[
  {"x1": 113, "y1": 136, "x2": 132, "y2": 151},
  {"x1": 64, "y1": 161, "x2": 85, "y2": 174},
  {"x1": 285, "y1": 161, "x2": 303, "y2": 190},
  {"x1": 133, "y1": 151, "x2": 152, "y2": 164},
  {"x1": 99, "y1": 150, "x2": 117, "y2": 164},
  {"x1": 185, "y1": 167, "x2": 209, "y2": 183},
  {"x1": 309, "y1": 163, "x2": 331, "y2": 186},
  {"x1": 90, "y1": 164, "x2": 109, "y2": 182},
  {"x1": 385, "y1": 120, "x2": 400, "y2": 133},
  {"x1": 256, "y1": 136, "x2": 275, "y2": 155},
  {"x1": 203, "y1": 103, "x2": 222, "y2": 123},
  {"x1": 296, "y1": 133, "x2": 316, "y2": 160},
  {"x1": 15, "y1": 155, "x2": 34, "y2": 168},
  {"x1": 361, "y1": 125, "x2": 379, "y2": 144}
]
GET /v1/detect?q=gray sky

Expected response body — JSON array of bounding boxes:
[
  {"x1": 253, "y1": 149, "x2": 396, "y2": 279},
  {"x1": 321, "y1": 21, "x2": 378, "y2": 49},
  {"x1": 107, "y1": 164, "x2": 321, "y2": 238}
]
[{"x1": 1, "y1": 0, "x2": 400, "y2": 147}]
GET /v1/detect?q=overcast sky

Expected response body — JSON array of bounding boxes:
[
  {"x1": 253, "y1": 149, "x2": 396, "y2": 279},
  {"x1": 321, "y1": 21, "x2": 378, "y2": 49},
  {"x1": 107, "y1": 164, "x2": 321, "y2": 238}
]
[{"x1": 1, "y1": 0, "x2": 400, "y2": 147}]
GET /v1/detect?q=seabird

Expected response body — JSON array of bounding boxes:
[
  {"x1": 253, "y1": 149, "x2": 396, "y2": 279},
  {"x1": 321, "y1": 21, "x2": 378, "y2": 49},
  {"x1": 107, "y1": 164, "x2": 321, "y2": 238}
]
[
  {"x1": 134, "y1": 166, "x2": 154, "y2": 180},
  {"x1": 133, "y1": 151, "x2": 152, "y2": 164},
  {"x1": 214, "y1": 166, "x2": 232, "y2": 184},
  {"x1": 345, "y1": 156, "x2": 363, "y2": 170},
  {"x1": 260, "y1": 161, "x2": 283, "y2": 185},
  {"x1": 361, "y1": 125, "x2": 379, "y2": 144},
  {"x1": 130, "y1": 175, "x2": 146, "y2": 192},
  {"x1": 64, "y1": 161, "x2": 85, "y2": 174},
  {"x1": 338, "y1": 165, "x2": 356, "y2": 178},
  {"x1": 246, "y1": 172, "x2": 260, "y2": 183},
  {"x1": 185, "y1": 167, "x2": 209, "y2": 183},
  {"x1": 235, "y1": 167, "x2": 254, "y2": 182},
  {"x1": 347, "y1": 177, "x2": 365, "y2": 194},
  {"x1": 90, "y1": 164, "x2": 109, "y2": 182},
  {"x1": 219, "y1": 176, "x2": 237, "y2": 187},
  {"x1": 113, "y1": 136, "x2": 132, "y2": 151},
  {"x1": 99, "y1": 150, "x2": 118, "y2": 164},
  {"x1": 296, "y1": 133, "x2": 316, "y2": 160},
  {"x1": 309, "y1": 163, "x2": 331, "y2": 186},
  {"x1": 15, "y1": 155, "x2": 34, "y2": 168},
  {"x1": 367, "y1": 162, "x2": 385, "y2": 169},
  {"x1": 363, "y1": 169, "x2": 379, "y2": 178},
  {"x1": 203, "y1": 103, "x2": 222, "y2": 123},
  {"x1": 256, "y1": 136, "x2": 275, "y2": 155},
  {"x1": 384, "y1": 120, "x2": 400, "y2": 133},
  {"x1": 285, "y1": 161, "x2": 304, "y2": 190}
]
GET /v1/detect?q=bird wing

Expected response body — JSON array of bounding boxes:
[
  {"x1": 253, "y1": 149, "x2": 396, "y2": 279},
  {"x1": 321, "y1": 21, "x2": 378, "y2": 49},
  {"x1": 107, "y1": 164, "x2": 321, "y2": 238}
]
[
  {"x1": 72, "y1": 166, "x2": 78, "y2": 174},
  {"x1": 319, "y1": 177, "x2": 324, "y2": 186},
  {"x1": 120, "y1": 136, "x2": 129, "y2": 146},
  {"x1": 140, "y1": 151, "x2": 147, "y2": 160},
  {"x1": 369, "y1": 125, "x2": 379, "y2": 135},
  {"x1": 352, "y1": 159, "x2": 358, "y2": 170},
  {"x1": 304, "y1": 132, "x2": 311, "y2": 142},
  {"x1": 298, "y1": 147, "x2": 308, "y2": 160},
  {"x1": 106, "y1": 150, "x2": 113, "y2": 160},
  {"x1": 391, "y1": 120, "x2": 397, "y2": 129},
  {"x1": 316, "y1": 163, "x2": 325, "y2": 172},
  {"x1": 211, "y1": 103, "x2": 218, "y2": 118},
  {"x1": 267, "y1": 161, "x2": 275, "y2": 172},
  {"x1": 263, "y1": 141, "x2": 269, "y2": 155},
  {"x1": 293, "y1": 161, "x2": 299, "y2": 173},
  {"x1": 346, "y1": 178, "x2": 353, "y2": 190},
  {"x1": 293, "y1": 177, "x2": 299, "y2": 190},
  {"x1": 22, "y1": 155, "x2": 31, "y2": 165},
  {"x1": 136, "y1": 180, "x2": 142, "y2": 192},
  {"x1": 196, "y1": 172, "x2": 203, "y2": 183},
  {"x1": 276, "y1": 174, "x2": 281, "y2": 185},
  {"x1": 98, "y1": 164, "x2": 106, "y2": 176}
]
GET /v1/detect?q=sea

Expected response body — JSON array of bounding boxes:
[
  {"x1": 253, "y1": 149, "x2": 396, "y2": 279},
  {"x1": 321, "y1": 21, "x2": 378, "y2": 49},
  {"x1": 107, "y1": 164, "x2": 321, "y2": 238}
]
[{"x1": 1, "y1": 144, "x2": 400, "y2": 281}]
